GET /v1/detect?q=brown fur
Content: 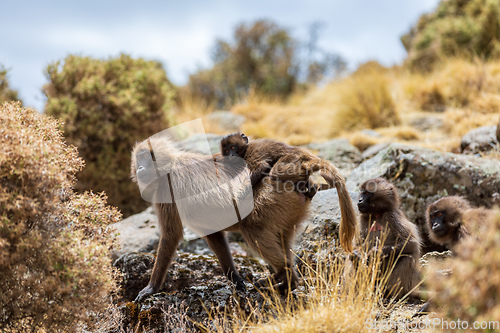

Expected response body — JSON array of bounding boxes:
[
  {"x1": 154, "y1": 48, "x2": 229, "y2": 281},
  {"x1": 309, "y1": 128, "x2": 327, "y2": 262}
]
[
  {"x1": 220, "y1": 132, "x2": 318, "y2": 199},
  {"x1": 221, "y1": 133, "x2": 358, "y2": 253},
  {"x1": 355, "y1": 178, "x2": 421, "y2": 301},
  {"x1": 131, "y1": 136, "x2": 313, "y2": 301},
  {"x1": 426, "y1": 196, "x2": 493, "y2": 249}
]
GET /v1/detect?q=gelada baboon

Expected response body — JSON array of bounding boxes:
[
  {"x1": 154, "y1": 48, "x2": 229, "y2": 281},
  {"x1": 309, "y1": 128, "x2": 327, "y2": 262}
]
[
  {"x1": 355, "y1": 177, "x2": 421, "y2": 301},
  {"x1": 426, "y1": 196, "x2": 493, "y2": 249},
  {"x1": 220, "y1": 132, "x2": 357, "y2": 247},
  {"x1": 131, "y1": 135, "x2": 358, "y2": 301},
  {"x1": 220, "y1": 132, "x2": 318, "y2": 199}
]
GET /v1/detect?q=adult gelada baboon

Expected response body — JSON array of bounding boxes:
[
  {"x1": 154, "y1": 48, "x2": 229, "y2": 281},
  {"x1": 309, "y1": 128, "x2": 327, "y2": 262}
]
[
  {"x1": 131, "y1": 135, "x2": 358, "y2": 301},
  {"x1": 426, "y1": 196, "x2": 494, "y2": 249},
  {"x1": 220, "y1": 132, "x2": 318, "y2": 199},
  {"x1": 355, "y1": 177, "x2": 421, "y2": 301}
]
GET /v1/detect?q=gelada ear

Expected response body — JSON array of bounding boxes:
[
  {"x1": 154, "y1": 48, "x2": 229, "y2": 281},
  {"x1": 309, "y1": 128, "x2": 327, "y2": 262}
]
[{"x1": 240, "y1": 133, "x2": 248, "y2": 144}]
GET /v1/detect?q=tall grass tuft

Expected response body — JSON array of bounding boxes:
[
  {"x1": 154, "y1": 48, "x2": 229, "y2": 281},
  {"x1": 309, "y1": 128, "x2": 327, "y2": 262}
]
[
  {"x1": 203, "y1": 237, "x2": 425, "y2": 333},
  {"x1": 332, "y1": 64, "x2": 400, "y2": 133}
]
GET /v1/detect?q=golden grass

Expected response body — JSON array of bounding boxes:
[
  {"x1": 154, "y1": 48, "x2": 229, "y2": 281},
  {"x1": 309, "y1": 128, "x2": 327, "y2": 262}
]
[
  {"x1": 174, "y1": 58, "x2": 499, "y2": 153},
  {"x1": 203, "y1": 231, "x2": 430, "y2": 333},
  {"x1": 206, "y1": 253, "x2": 384, "y2": 332},
  {"x1": 438, "y1": 58, "x2": 485, "y2": 107},
  {"x1": 331, "y1": 71, "x2": 400, "y2": 133},
  {"x1": 442, "y1": 108, "x2": 500, "y2": 138},
  {"x1": 348, "y1": 132, "x2": 383, "y2": 151},
  {"x1": 232, "y1": 93, "x2": 334, "y2": 145}
]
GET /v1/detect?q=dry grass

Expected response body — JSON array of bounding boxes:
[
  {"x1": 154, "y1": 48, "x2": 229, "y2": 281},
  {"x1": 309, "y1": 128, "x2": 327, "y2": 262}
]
[
  {"x1": 175, "y1": 57, "x2": 498, "y2": 153},
  {"x1": 378, "y1": 126, "x2": 422, "y2": 141},
  {"x1": 402, "y1": 73, "x2": 446, "y2": 112},
  {"x1": 232, "y1": 91, "x2": 334, "y2": 145},
  {"x1": 442, "y1": 108, "x2": 500, "y2": 138},
  {"x1": 172, "y1": 91, "x2": 227, "y2": 134},
  {"x1": 207, "y1": 253, "x2": 385, "y2": 332},
  {"x1": 201, "y1": 233, "x2": 431, "y2": 333},
  {"x1": 348, "y1": 132, "x2": 384, "y2": 151},
  {"x1": 331, "y1": 69, "x2": 400, "y2": 133}
]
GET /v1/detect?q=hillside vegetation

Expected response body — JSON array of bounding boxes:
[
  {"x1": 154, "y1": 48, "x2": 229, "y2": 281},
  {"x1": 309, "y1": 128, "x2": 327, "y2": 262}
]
[{"x1": 0, "y1": 102, "x2": 120, "y2": 331}]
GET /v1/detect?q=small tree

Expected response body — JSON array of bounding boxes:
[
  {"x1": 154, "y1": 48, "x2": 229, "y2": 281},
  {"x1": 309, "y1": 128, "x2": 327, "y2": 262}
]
[
  {"x1": 44, "y1": 54, "x2": 175, "y2": 216},
  {"x1": 402, "y1": 0, "x2": 500, "y2": 70},
  {"x1": 187, "y1": 20, "x2": 297, "y2": 107},
  {"x1": 186, "y1": 19, "x2": 345, "y2": 108},
  {"x1": 0, "y1": 102, "x2": 120, "y2": 331}
]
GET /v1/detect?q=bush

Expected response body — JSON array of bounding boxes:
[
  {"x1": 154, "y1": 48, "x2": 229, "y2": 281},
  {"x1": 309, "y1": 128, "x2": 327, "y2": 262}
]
[
  {"x1": 402, "y1": 0, "x2": 500, "y2": 71},
  {"x1": 332, "y1": 62, "x2": 400, "y2": 132},
  {"x1": 439, "y1": 59, "x2": 485, "y2": 107},
  {"x1": 405, "y1": 75, "x2": 446, "y2": 112},
  {"x1": 425, "y1": 209, "x2": 500, "y2": 327},
  {"x1": 0, "y1": 102, "x2": 121, "y2": 331},
  {"x1": 405, "y1": 59, "x2": 486, "y2": 111},
  {"x1": 0, "y1": 65, "x2": 21, "y2": 104},
  {"x1": 43, "y1": 54, "x2": 175, "y2": 216}
]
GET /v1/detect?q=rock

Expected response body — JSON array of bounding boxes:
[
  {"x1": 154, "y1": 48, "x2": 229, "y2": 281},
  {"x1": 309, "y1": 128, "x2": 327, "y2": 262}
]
[
  {"x1": 302, "y1": 139, "x2": 363, "y2": 178},
  {"x1": 460, "y1": 125, "x2": 498, "y2": 154},
  {"x1": 361, "y1": 142, "x2": 390, "y2": 160},
  {"x1": 296, "y1": 188, "x2": 357, "y2": 254},
  {"x1": 178, "y1": 228, "x2": 213, "y2": 255},
  {"x1": 409, "y1": 115, "x2": 443, "y2": 132},
  {"x1": 347, "y1": 143, "x2": 500, "y2": 252},
  {"x1": 419, "y1": 250, "x2": 452, "y2": 267},
  {"x1": 111, "y1": 207, "x2": 160, "y2": 260},
  {"x1": 360, "y1": 129, "x2": 382, "y2": 138},
  {"x1": 114, "y1": 252, "x2": 156, "y2": 301},
  {"x1": 115, "y1": 251, "x2": 270, "y2": 331},
  {"x1": 206, "y1": 111, "x2": 246, "y2": 133},
  {"x1": 174, "y1": 133, "x2": 224, "y2": 155}
]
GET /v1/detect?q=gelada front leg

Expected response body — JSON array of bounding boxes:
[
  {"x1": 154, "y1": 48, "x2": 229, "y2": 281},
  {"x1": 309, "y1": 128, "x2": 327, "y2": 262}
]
[
  {"x1": 206, "y1": 231, "x2": 246, "y2": 290},
  {"x1": 135, "y1": 215, "x2": 183, "y2": 302}
]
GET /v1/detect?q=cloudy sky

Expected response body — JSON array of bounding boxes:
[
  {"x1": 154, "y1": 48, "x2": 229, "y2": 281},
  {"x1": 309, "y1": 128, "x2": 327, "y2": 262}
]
[{"x1": 1, "y1": 0, "x2": 439, "y2": 111}]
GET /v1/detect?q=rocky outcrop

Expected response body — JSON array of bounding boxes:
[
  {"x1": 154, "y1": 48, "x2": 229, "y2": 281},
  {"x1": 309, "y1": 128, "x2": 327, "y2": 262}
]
[
  {"x1": 460, "y1": 125, "x2": 499, "y2": 154},
  {"x1": 111, "y1": 207, "x2": 159, "y2": 260},
  {"x1": 115, "y1": 251, "x2": 271, "y2": 331},
  {"x1": 303, "y1": 138, "x2": 363, "y2": 178},
  {"x1": 206, "y1": 111, "x2": 246, "y2": 133},
  {"x1": 174, "y1": 133, "x2": 224, "y2": 155},
  {"x1": 347, "y1": 143, "x2": 500, "y2": 251},
  {"x1": 298, "y1": 142, "x2": 500, "y2": 254}
]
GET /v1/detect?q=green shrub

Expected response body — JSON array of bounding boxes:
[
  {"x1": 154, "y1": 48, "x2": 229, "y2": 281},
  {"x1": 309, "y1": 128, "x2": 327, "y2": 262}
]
[
  {"x1": 0, "y1": 102, "x2": 121, "y2": 331},
  {"x1": 43, "y1": 54, "x2": 175, "y2": 216},
  {"x1": 0, "y1": 65, "x2": 21, "y2": 104},
  {"x1": 402, "y1": 0, "x2": 500, "y2": 71},
  {"x1": 187, "y1": 20, "x2": 297, "y2": 107},
  {"x1": 332, "y1": 62, "x2": 400, "y2": 132},
  {"x1": 426, "y1": 209, "x2": 500, "y2": 328}
]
